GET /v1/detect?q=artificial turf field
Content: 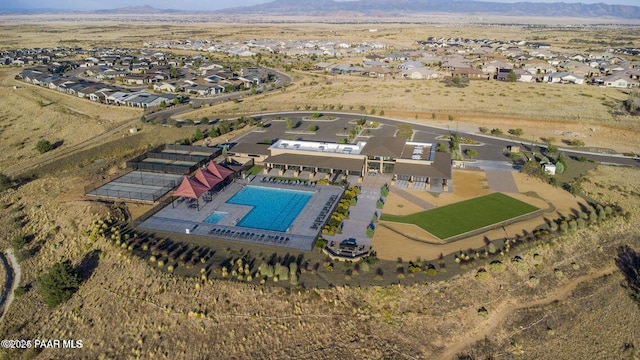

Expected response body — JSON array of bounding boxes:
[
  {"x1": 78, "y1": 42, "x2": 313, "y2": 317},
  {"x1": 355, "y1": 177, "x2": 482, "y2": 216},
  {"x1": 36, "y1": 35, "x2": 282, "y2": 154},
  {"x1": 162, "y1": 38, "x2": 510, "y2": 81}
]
[{"x1": 380, "y1": 192, "x2": 539, "y2": 239}]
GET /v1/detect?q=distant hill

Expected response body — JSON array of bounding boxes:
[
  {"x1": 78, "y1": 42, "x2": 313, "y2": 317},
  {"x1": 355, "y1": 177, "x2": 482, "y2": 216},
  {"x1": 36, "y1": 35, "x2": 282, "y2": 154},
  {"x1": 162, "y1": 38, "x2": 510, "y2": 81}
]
[
  {"x1": 219, "y1": 0, "x2": 640, "y2": 20},
  {"x1": 95, "y1": 5, "x2": 180, "y2": 14}
]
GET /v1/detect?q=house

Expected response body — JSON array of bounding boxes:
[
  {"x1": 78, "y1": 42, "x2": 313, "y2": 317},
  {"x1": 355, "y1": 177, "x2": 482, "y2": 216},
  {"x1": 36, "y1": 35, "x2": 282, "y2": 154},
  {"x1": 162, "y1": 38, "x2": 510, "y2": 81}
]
[
  {"x1": 397, "y1": 60, "x2": 424, "y2": 71},
  {"x1": 314, "y1": 62, "x2": 334, "y2": 71},
  {"x1": 496, "y1": 68, "x2": 514, "y2": 81},
  {"x1": 598, "y1": 74, "x2": 639, "y2": 88},
  {"x1": 362, "y1": 66, "x2": 397, "y2": 79},
  {"x1": 401, "y1": 68, "x2": 439, "y2": 80},
  {"x1": 331, "y1": 65, "x2": 364, "y2": 75},
  {"x1": 515, "y1": 69, "x2": 535, "y2": 83},
  {"x1": 544, "y1": 72, "x2": 584, "y2": 85},
  {"x1": 451, "y1": 67, "x2": 489, "y2": 80}
]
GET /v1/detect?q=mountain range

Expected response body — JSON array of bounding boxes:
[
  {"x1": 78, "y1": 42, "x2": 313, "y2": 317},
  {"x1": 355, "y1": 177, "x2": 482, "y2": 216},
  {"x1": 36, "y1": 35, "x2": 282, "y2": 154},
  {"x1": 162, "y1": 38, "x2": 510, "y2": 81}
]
[
  {"x1": 3, "y1": 1, "x2": 639, "y2": 20},
  {"x1": 219, "y1": 0, "x2": 640, "y2": 19}
]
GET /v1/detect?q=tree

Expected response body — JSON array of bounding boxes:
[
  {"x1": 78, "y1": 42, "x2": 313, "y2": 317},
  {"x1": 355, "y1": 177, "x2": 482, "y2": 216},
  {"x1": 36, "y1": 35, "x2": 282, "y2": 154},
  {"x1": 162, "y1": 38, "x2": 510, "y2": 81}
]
[
  {"x1": 569, "y1": 139, "x2": 585, "y2": 147},
  {"x1": 193, "y1": 127, "x2": 204, "y2": 141},
  {"x1": 506, "y1": 70, "x2": 518, "y2": 82},
  {"x1": 546, "y1": 145, "x2": 558, "y2": 153},
  {"x1": 35, "y1": 139, "x2": 53, "y2": 154},
  {"x1": 490, "y1": 128, "x2": 503, "y2": 136},
  {"x1": 448, "y1": 114, "x2": 454, "y2": 121},
  {"x1": 285, "y1": 118, "x2": 294, "y2": 130},
  {"x1": 0, "y1": 172, "x2": 12, "y2": 192},
  {"x1": 38, "y1": 260, "x2": 80, "y2": 308},
  {"x1": 308, "y1": 124, "x2": 318, "y2": 132},
  {"x1": 379, "y1": 110, "x2": 385, "y2": 116},
  {"x1": 479, "y1": 126, "x2": 489, "y2": 134}
]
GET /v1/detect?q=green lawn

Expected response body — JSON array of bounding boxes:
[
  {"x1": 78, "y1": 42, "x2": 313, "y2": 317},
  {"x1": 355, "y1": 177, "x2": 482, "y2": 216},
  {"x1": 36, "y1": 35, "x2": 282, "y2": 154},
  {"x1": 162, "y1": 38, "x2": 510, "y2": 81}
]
[
  {"x1": 246, "y1": 165, "x2": 264, "y2": 175},
  {"x1": 380, "y1": 193, "x2": 538, "y2": 239}
]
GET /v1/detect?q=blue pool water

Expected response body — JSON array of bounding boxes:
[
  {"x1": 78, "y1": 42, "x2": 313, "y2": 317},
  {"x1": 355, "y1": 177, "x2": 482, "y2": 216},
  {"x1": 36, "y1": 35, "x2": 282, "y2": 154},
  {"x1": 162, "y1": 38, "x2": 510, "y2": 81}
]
[
  {"x1": 226, "y1": 186, "x2": 313, "y2": 232},
  {"x1": 204, "y1": 211, "x2": 227, "y2": 224}
]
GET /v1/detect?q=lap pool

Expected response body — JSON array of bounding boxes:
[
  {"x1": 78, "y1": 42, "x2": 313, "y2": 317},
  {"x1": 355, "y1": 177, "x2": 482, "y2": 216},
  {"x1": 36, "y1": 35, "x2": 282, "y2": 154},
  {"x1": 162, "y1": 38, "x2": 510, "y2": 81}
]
[{"x1": 226, "y1": 186, "x2": 313, "y2": 232}]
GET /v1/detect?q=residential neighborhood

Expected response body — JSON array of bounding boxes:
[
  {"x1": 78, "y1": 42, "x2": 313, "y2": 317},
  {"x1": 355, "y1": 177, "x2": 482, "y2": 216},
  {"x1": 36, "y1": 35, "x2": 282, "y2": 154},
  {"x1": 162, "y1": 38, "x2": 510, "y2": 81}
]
[
  {"x1": 10, "y1": 47, "x2": 277, "y2": 108},
  {"x1": 143, "y1": 36, "x2": 640, "y2": 88}
]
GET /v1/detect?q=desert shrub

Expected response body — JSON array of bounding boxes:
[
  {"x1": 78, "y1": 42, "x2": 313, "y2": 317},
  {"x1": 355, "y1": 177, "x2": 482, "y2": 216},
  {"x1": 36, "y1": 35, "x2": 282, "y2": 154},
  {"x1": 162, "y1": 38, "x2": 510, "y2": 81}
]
[
  {"x1": 38, "y1": 260, "x2": 80, "y2": 308},
  {"x1": 359, "y1": 261, "x2": 370, "y2": 273},
  {"x1": 35, "y1": 139, "x2": 53, "y2": 154},
  {"x1": 489, "y1": 261, "x2": 506, "y2": 273},
  {"x1": 528, "y1": 276, "x2": 539, "y2": 287},
  {"x1": 511, "y1": 256, "x2": 528, "y2": 271},
  {"x1": 14, "y1": 286, "x2": 28, "y2": 297},
  {"x1": 11, "y1": 235, "x2": 27, "y2": 251},
  {"x1": 475, "y1": 268, "x2": 489, "y2": 280},
  {"x1": 508, "y1": 128, "x2": 524, "y2": 136},
  {"x1": 0, "y1": 173, "x2": 12, "y2": 192},
  {"x1": 477, "y1": 307, "x2": 489, "y2": 319},
  {"x1": 487, "y1": 243, "x2": 497, "y2": 254}
]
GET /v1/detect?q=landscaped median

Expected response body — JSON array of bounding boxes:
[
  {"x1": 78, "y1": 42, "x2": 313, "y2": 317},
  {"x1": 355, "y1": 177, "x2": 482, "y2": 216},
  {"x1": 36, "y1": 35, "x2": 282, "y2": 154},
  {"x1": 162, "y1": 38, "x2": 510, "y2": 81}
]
[{"x1": 380, "y1": 192, "x2": 539, "y2": 240}]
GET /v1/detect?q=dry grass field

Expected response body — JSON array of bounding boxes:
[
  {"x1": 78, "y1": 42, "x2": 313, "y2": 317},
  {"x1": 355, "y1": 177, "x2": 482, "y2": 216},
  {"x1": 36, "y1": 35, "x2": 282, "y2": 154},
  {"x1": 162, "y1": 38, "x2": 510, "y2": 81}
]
[
  {"x1": 0, "y1": 164, "x2": 637, "y2": 359},
  {"x1": 0, "y1": 68, "x2": 142, "y2": 173},
  {"x1": 0, "y1": 21, "x2": 639, "y2": 359}
]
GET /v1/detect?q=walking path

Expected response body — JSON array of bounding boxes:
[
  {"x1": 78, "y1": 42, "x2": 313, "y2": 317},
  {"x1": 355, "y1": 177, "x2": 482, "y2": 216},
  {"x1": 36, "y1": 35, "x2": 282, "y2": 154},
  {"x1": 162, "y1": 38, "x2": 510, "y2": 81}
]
[
  {"x1": 0, "y1": 249, "x2": 21, "y2": 324},
  {"x1": 438, "y1": 264, "x2": 617, "y2": 360},
  {"x1": 390, "y1": 187, "x2": 435, "y2": 210}
]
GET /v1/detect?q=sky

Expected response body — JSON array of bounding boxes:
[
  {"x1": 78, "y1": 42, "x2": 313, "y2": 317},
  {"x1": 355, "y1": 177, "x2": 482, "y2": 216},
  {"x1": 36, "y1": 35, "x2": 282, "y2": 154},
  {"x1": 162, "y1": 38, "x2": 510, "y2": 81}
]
[{"x1": 2, "y1": 0, "x2": 638, "y2": 11}]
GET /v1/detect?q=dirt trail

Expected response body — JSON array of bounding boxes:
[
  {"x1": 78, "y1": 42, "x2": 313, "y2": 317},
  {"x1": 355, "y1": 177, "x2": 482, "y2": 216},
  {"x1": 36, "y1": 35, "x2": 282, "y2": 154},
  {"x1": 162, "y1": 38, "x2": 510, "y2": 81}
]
[
  {"x1": 438, "y1": 264, "x2": 617, "y2": 360},
  {"x1": 0, "y1": 248, "x2": 21, "y2": 324}
]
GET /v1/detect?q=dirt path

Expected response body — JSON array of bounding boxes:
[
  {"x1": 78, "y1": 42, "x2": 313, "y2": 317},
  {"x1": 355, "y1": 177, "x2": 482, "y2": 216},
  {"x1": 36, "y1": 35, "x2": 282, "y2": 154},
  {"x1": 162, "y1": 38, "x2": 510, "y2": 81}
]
[
  {"x1": 1, "y1": 115, "x2": 140, "y2": 178},
  {"x1": 0, "y1": 248, "x2": 21, "y2": 324},
  {"x1": 438, "y1": 264, "x2": 617, "y2": 360}
]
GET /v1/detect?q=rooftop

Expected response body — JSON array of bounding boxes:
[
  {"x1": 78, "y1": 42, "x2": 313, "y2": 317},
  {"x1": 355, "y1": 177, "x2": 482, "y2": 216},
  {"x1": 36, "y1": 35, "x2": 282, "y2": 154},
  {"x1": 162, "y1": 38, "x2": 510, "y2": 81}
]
[{"x1": 269, "y1": 139, "x2": 365, "y2": 155}]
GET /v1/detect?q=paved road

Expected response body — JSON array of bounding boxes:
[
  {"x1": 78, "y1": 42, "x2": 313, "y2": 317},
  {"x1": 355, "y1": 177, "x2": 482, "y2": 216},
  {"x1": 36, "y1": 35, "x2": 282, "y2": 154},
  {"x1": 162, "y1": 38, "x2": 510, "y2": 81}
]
[
  {"x1": 146, "y1": 67, "x2": 292, "y2": 124},
  {"x1": 237, "y1": 111, "x2": 639, "y2": 168}
]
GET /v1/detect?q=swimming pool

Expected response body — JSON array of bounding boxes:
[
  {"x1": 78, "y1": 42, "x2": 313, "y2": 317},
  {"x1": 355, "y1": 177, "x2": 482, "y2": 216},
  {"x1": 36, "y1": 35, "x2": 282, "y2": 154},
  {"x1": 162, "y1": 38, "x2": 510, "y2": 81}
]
[
  {"x1": 204, "y1": 211, "x2": 227, "y2": 224},
  {"x1": 226, "y1": 186, "x2": 313, "y2": 232}
]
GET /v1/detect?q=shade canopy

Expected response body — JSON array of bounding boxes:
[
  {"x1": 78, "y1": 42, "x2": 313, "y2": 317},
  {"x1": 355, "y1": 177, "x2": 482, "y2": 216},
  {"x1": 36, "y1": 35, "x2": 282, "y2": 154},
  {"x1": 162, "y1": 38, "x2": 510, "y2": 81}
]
[
  {"x1": 173, "y1": 176, "x2": 209, "y2": 199},
  {"x1": 193, "y1": 168, "x2": 223, "y2": 189},
  {"x1": 206, "y1": 161, "x2": 234, "y2": 179}
]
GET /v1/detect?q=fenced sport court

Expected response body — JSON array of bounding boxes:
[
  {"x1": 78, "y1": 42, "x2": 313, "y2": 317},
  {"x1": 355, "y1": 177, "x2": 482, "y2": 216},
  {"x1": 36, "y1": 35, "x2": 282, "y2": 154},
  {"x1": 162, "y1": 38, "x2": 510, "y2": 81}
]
[{"x1": 85, "y1": 171, "x2": 182, "y2": 202}]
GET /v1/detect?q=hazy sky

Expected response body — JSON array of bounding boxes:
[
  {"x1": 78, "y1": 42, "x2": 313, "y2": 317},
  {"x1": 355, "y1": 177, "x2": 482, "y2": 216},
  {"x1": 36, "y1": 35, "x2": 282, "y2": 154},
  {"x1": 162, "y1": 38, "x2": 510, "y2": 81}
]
[{"x1": 3, "y1": 0, "x2": 638, "y2": 11}]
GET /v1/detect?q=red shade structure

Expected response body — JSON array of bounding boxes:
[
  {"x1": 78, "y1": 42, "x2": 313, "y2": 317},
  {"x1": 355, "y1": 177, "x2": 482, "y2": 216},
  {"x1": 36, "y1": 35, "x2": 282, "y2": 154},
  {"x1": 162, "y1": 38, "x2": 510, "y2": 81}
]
[
  {"x1": 193, "y1": 168, "x2": 223, "y2": 189},
  {"x1": 173, "y1": 176, "x2": 209, "y2": 210},
  {"x1": 206, "y1": 161, "x2": 234, "y2": 180}
]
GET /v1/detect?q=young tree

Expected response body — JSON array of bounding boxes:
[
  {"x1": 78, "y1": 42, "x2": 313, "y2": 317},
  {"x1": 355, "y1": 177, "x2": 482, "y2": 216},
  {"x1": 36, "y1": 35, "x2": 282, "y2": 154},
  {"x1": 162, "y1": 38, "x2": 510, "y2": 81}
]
[
  {"x1": 38, "y1": 260, "x2": 80, "y2": 308},
  {"x1": 508, "y1": 128, "x2": 524, "y2": 137},
  {"x1": 465, "y1": 149, "x2": 478, "y2": 158}
]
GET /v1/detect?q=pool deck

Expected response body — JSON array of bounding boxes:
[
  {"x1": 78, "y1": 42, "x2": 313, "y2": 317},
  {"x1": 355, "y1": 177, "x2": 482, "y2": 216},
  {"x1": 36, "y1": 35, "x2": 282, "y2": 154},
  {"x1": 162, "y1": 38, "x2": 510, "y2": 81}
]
[{"x1": 137, "y1": 176, "x2": 344, "y2": 251}]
